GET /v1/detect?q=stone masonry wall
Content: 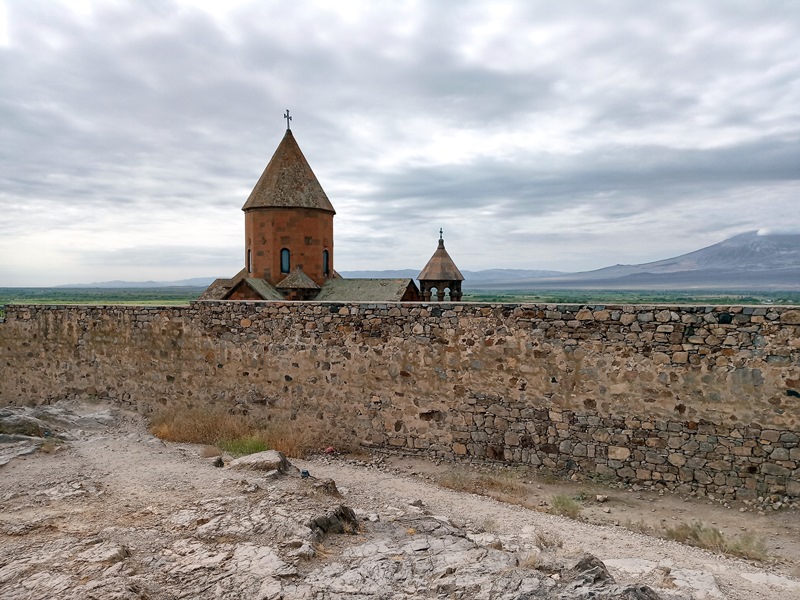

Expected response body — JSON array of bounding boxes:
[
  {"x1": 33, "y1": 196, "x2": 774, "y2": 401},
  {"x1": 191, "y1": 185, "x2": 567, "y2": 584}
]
[{"x1": 1, "y1": 301, "x2": 798, "y2": 500}]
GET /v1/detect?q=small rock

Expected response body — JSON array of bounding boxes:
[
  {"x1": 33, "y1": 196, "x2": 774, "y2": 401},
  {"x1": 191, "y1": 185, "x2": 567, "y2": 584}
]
[
  {"x1": 227, "y1": 450, "x2": 291, "y2": 473},
  {"x1": 312, "y1": 478, "x2": 341, "y2": 497},
  {"x1": 237, "y1": 480, "x2": 260, "y2": 493},
  {"x1": 292, "y1": 541, "x2": 316, "y2": 560},
  {"x1": 308, "y1": 505, "x2": 358, "y2": 538}
]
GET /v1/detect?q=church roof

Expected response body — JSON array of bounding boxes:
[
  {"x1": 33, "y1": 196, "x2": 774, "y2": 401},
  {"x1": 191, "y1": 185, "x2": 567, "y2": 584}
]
[
  {"x1": 242, "y1": 129, "x2": 335, "y2": 213},
  {"x1": 240, "y1": 278, "x2": 285, "y2": 300},
  {"x1": 315, "y1": 278, "x2": 418, "y2": 302},
  {"x1": 215, "y1": 277, "x2": 284, "y2": 301},
  {"x1": 276, "y1": 269, "x2": 321, "y2": 290},
  {"x1": 418, "y1": 237, "x2": 464, "y2": 281},
  {"x1": 197, "y1": 268, "x2": 248, "y2": 300}
]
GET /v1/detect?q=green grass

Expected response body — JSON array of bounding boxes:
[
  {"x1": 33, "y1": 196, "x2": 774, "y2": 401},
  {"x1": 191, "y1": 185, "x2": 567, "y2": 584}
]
[
  {"x1": 0, "y1": 287, "x2": 204, "y2": 307},
  {"x1": 217, "y1": 436, "x2": 269, "y2": 457},
  {"x1": 2, "y1": 287, "x2": 798, "y2": 309}
]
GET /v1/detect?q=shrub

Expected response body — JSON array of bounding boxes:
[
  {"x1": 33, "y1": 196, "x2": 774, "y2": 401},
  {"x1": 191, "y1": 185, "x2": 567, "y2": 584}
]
[{"x1": 550, "y1": 494, "x2": 582, "y2": 519}]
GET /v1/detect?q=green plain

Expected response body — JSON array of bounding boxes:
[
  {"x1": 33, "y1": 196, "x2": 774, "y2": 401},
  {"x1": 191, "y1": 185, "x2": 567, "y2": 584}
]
[
  {"x1": 2, "y1": 287, "x2": 799, "y2": 315},
  {"x1": 0, "y1": 287, "x2": 204, "y2": 307}
]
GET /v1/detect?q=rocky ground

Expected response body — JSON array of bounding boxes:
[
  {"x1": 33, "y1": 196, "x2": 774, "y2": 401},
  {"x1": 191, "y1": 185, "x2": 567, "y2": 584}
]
[{"x1": 1, "y1": 401, "x2": 799, "y2": 599}]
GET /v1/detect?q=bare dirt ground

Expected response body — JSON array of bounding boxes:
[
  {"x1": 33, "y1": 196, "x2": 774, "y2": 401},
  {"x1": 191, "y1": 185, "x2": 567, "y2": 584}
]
[
  {"x1": 1, "y1": 400, "x2": 799, "y2": 599},
  {"x1": 364, "y1": 454, "x2": 800, "y2": 575}
]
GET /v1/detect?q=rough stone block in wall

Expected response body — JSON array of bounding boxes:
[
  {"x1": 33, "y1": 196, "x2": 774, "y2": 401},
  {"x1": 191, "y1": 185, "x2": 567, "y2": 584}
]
[{"x1": 0, "y1": 301, "x2": 798, "y2": 498}]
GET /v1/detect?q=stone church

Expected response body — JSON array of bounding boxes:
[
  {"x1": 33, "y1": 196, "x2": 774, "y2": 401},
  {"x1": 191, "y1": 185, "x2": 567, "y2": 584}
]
[{"x1": 200, "y1": 121, "x2": 463, "y2": 302}]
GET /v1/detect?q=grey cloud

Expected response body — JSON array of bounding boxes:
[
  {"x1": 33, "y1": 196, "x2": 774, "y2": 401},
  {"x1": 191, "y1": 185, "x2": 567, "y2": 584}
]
[
  {"x1": 2, "y1": 1, "x2": 799, "y2": 284},
  {"x1": 76, "y1": 245, "x2": 239, "y2": 268},
  {"x1": 342, "y1": 136, "x2": 800, "y2": 221}
]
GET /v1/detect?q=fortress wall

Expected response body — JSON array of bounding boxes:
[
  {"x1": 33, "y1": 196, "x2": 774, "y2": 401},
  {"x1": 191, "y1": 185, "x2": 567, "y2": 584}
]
[{"x1": 1, "y1": 301, "x2": 798, "y2": 499}]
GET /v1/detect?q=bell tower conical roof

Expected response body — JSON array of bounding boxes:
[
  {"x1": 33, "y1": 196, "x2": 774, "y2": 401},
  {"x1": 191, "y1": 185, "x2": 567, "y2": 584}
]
[
  {"x1": 418, "y1": 235, "x2": 464, "y2": 281},
  {"x1": 242, "y1": 129, "x2": 335, "y2": 213}
]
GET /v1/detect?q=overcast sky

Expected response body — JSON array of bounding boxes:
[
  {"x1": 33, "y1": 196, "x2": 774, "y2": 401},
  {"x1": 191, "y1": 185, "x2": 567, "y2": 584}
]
[{"x1": 2, "y1": 0, "x2": 799, "y2": 286}]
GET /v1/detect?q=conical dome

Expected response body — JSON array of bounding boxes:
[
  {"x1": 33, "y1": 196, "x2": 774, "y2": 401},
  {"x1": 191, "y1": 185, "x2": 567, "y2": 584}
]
[
  {"x1": 242, "y1": 130, "x2": 335, "y2": 213},
  {"x1": 418, "y1": 237, "x2": 464, "y2": 281}
]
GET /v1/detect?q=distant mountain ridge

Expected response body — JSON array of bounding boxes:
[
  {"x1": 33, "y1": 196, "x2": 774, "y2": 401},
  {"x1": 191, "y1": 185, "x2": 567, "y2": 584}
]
[
  {"x1": 338, "y1": 268, "x2": 565, "y2": 282},
  {"x1": 466, "y1": 231, "x2": 800, "y2": 290},
  {"x1": 59, "y1": 232, "x2": 799, "y2": 290},
  {"x1": 59, "y1": 277, "x2": 217, "y2": 288}
]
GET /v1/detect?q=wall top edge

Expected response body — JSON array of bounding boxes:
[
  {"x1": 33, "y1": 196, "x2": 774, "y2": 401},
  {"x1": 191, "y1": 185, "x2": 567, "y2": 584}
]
[{"x1": 2, "y1": 302, "x2": 800, "y2": 311}]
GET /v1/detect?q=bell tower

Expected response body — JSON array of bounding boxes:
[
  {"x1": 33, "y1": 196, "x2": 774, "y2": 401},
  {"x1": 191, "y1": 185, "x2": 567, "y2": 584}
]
[
  {"x1": 418, "y1": 229, "x2": 464, "y2": 301},
  {"x1": 242, "y1": 116, "x2": 335, "y2": 288}
]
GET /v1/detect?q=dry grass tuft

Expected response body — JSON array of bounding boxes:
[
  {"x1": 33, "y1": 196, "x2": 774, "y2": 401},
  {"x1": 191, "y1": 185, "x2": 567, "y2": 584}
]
[
  {"x1": 479, "y1": 471, "x2": 529, "y2": 495},
  {"x1": 38, "y1": 439, "x2": 62, "y2": 454},
  {"x1": 150, "y1": 406, "x2": 252, "y2": 445},
  {"x1": 534, "y1": 529, "x2": 564, "y2": 550},
  {"x1": 664, "y1": 521, "x2": 725, "y2": 552},
  {"x1": 260, "y1": 412, "x2": 358, "y2": 458},
  {"x1": 550, "y1": 494, "x2": 582, "y2": 519},
  {"x1": 663, "y1": 521, "x2": 766, "y2": 561},
  {"x1": 481, "y1": 517, "x2": 498, "y2": 532},
  {"x1": 725, "y1": 533, "x2": 767, "y2": 561},
  {"x1": 313, "y1": 543, "x2": 332, "y2": 559},
  {"x1": 624, "y1": 520, "x2": 654, "y2": 535},
  {"x1": 258, "y1": 416, "x2": 325, "y2": 458},
  {"x1": 519, "y1": 552, "x2": 541, "y2": 569},
  {"x1": 436, "y1": 468, "x2": 477, "y2": 493},
  {"x1": 436, "y1": 467, "x2": 529, "y2": 498},
  {"x1": 342, "y1": 520, "x2": 359, "y2": 535},
  {"x1": 149, "y1": 405, "x2": 358, "y2": 459}
]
